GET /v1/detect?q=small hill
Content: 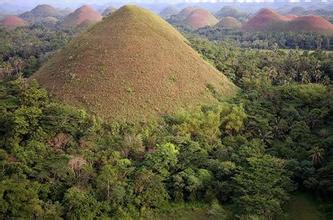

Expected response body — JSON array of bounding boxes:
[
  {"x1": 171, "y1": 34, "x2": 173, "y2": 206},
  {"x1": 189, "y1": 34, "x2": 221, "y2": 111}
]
[
  {"x1": 159, "y1": 6, "x2": 179, "y2": 19},
  {"x1": 20, "y1": 4, "x2": 62, "y2": 22},
  {"x1": 32, "y1": 5, "x2": 236, "y2": 122},
  {"x1": 287, "y1": 15, "x2": 333, "y2": 33},
  {"x1": 0, "y1": 15, "x2": 27, "y2": 28},
  {"x1": 243, "y1": 8, "x2": 333, "y2": 34},
  {"x1": 102, "y1": 6, "x2": 117, "y2": 16},
  {"x1": 215, "y1": 16, "x2": 241, "y2": 29},
  {"x1": 62, "y1": 5, "x2": 102, "y2": 27},
  {"x1": 184, "y1": 9, "x2": 219, "y2": 29},
  {"x1": 215, "y1": 6, "x2": 247, "y2": 20},
  {"x1": 170, "y1": 6, "x2": 195, "y2": 22},
  {"x1": 242, "y1": 8, "x2": 290, "y2": 31}
]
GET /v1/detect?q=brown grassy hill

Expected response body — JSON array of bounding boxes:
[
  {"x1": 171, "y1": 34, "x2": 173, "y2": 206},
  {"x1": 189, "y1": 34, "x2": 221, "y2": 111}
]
[
  {"x1": 0, "y1": 15, "x2": 27, "y2": 28},
  {"x1": 171, "y1": 6, "x2": 195, "y2": 22},
  {"x1": 62, "y1": 5, "x2": 102, "y2": 27},
  {"x1": 215, "y1": 16, "x2": 241, "y2": 29},
  {"x1": 184, "y1": 9, "x2": 219, "y2": 29},
  {"x1": 32, "y1": 5, "x2": 236, "y2": 122},
  {"x1": 243, "y1": 8, "x2": 333, "y2": 34},
  {"x1": 20, "y1": 4, "x2": 62, "y2": 22},
  {"x1": 242, "y1": 8, "x2": 290, "y2": 31},
  {"x1": 287, "y1": 15, "x2": 333, "y2": 33}
]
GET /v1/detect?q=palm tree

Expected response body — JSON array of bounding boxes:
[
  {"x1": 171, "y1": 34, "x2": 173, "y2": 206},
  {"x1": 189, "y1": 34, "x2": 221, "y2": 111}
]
[{"x1": 310, "y1": 146, "x2": 325, "y2": 166}]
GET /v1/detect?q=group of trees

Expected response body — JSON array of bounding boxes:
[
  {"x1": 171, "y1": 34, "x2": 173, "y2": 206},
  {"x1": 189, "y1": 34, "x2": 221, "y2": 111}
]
[
  {"x1": 193, "y1": 27, "x2": 333, "y2": 50},
  {"x1": 0, "y1": 24, "x2": 76, "y2": 80},
  {"x1": 0, "y1": 78, "x2": 298, "y2": 219},
  {"x1": 190, "y1": 38, "x2": 333, "y2": 87}
]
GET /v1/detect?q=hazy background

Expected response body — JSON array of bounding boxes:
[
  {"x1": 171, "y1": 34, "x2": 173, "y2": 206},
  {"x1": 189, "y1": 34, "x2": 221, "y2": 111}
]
[{"x1": 0, "y1": 0, "x2": 332, "y2": 14}]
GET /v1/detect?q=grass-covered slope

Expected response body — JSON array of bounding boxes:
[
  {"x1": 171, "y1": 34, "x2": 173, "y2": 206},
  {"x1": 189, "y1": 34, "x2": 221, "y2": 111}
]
[
  {"x1": 32, "y1": 5, "x2": 236, "y2": 122},
  {"x1": 0, "y1": 15, "x2": 27, "y2": 28},
  {"x1": 19, "y1": 4, "x2": 63, "y2": 23},
  {"x1": 62, "y1": 5, "x2": 102, "y2": 27},
  {"x1": 215, "y1": 16, "x2": 242, "y2": 29},
  {"x1": 184, "y1": 9, "x2": 219, "y2": 29}
]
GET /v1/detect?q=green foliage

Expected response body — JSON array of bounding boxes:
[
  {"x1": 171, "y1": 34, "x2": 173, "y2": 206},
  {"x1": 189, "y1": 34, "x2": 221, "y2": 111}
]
[
  {"x1": 232, "y1": 155, "x2": 293, "y2": 218},
  {"x1": 0, "y1": 25, "x2": 75, "y2": 79},
  {"x1": 1, "y1": 29, "x2": 333, "y2": 219},
  {"x1": 63, "y1": 186, "x2": 100, "y2": 219}
]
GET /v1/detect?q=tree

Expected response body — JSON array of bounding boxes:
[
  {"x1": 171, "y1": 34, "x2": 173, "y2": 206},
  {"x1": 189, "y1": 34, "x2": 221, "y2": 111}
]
[
  {"x1": 63, "y1": 187, "x2": 100, "y2": 219},
  {"x1": 133, "y1": 169, "x2": 168, "y2": 209},
  {"x1": 0, "y1": 178, "x2": 44, "y2": 218},
  {"x1": 309, "y1": 146, "x2": 325, "y2": 167},
  {"x1": 143, "y1": 143, "x2": 178, "y2": 177},
  {"x1": 232, "y1": 155, "x2": 293, "y2": 218}
]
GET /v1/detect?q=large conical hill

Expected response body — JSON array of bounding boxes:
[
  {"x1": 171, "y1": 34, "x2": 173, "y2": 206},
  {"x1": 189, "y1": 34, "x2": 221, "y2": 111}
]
[{"x1": 32, "y1": 5, "x2": 236, "y2": 121}]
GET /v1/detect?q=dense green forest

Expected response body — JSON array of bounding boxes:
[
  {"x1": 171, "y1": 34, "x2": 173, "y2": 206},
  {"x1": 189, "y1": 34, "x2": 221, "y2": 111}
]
[
  {"x1": 0, "y1": 25, "x2": 76, "y2": 79},
  {"x1": 0, "y1": 26, "x2": 333, "y2": 219},
  {"x1": 190, "y1": 26, "x2": 333, "y2": 50}
]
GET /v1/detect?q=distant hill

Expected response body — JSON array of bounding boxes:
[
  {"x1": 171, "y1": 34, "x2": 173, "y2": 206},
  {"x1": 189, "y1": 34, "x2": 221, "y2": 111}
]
[
  {"x1": 62, "y1": 5, "x2": 102, "y2": 27},
  {"x1": 159, "y1": 6, "x2": 179, "y2": 19},
  {"x1": 102, "y1": 6, "x2": 117, "y2": 16},
  {"x1": 215, "y1": 6, "x2": 248, "y2": 21},
  {"x1": 288, "y1": 15, "x2": 333, "y2": 33},
  {"x1": 215, "y1": 16, "x2": 242, "y2": 29},
  {"x1": 169, "y1": 6, "x2": 196, "y2": 23},
  {"x1": 242, "y1": 8, "x2": 290, "y2": 31},
  {"x1": 32, "y1": 5, "x2": 236, "y2": 122},
  {"x1": 243, "y1": 8, "x2": 333, "y2": 34},
  {"x1": 19, "y1": 4, "x2": 63, "y2": 23},
  {"x1": 0, "y1": 15, "x2": 27, "y2": 28},
  {"x1": 184, "y1": 9, "x2": 219, "y2": 29}
]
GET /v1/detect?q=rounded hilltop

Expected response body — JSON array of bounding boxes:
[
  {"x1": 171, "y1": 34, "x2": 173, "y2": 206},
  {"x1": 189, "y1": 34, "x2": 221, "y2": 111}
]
[
  {"x1": 32, "y1": 5, "x2": 237, "y2": 122},
  {"x1": 243, "y1": 8, "x2": 333, "y2": 34},
  {"x1": 62, "y1": 5, "x2": 102, "y2": 27},
  {"x1": 0, "y1": 15, "x2": 27, "y2": 28},
  {"x1": 184, "y1": 9, "x2": 219, "y2": 29}
]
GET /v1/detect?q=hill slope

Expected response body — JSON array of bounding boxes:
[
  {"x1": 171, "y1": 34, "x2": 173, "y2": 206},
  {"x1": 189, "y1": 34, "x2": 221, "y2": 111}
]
[
  {"x1": 169, "y1": 6, "x2": 195, "y2": 22},
  {"x1": 62, "y1": 5, "x2": 102, "y2": 27},
  {"x1": 184, "y1": 9, "x2": 219, "y2": 29},
  {"x1": 287, "y1": 15, "x2": 333, "y2": 33},
  {"x1": 20, "y1": 4, "x2": 62, "y2": 22},
  {"x1": 243, "y1": 8, "x2": 333, "y2": 33},
  {"x1": 32, "y1": 5, "x2": 236, "y2": 121},
  {"x1": 215, "y1": 16, "x2": 241, "y2": 29},
  {"x1": 102, "y1": 6, "x2": 117, "y2": 16},
  {"x1": 243, "y1": 8, "x2": 290, "y2": 31},
  {"x1": 159, "y1": 6, "x2": 179, "y2": 19},
  {"x1": 0, "y1": 15, "x2": 27, "y2": 28},
  {"x1": 215, "y1": 6, "x2": 247, "y2": 20}
]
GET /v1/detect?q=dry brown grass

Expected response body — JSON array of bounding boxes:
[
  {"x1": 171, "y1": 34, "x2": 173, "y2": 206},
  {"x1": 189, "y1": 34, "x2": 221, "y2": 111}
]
[
  {"x1": 32, "y1": 5, "x2": 237, "y2": 122},
  {"x1": 243, "y1": 8, "x2": 333, "y2": 34},
  {"x1": 184, "y1": 9, "x2": 219, "y2": 29}
]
